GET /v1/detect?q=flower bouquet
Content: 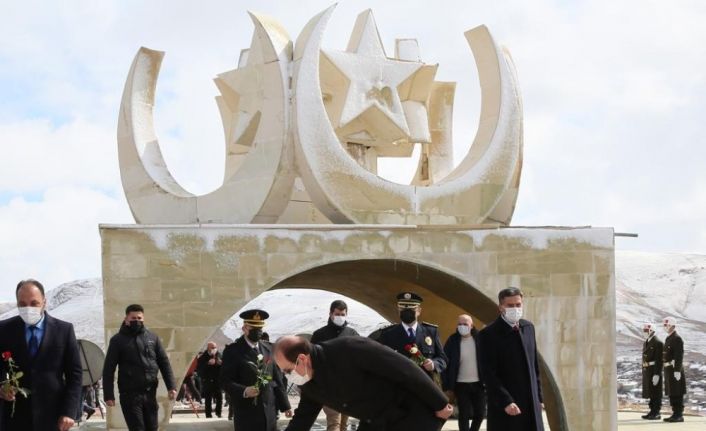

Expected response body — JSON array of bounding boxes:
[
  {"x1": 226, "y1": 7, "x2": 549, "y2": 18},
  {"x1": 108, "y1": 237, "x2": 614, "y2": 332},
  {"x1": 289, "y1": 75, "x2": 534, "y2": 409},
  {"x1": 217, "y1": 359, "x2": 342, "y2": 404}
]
[
  {"x1": 247, "y1": 353, "x2": 273, "y2": 405},
  {"x1": 1, "y1": 351, "x2": 31, "y2": 417},
  {"x1": 404, "y1": 344, "x2": 443, "y2": 388}
]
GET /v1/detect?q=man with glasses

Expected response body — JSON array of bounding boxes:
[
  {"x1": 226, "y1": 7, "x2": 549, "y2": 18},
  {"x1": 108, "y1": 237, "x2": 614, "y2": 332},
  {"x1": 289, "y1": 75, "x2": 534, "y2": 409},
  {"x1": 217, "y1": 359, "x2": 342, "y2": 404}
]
[{"x1": 274, "y1": 335, "x2": 453, "y2": 431}]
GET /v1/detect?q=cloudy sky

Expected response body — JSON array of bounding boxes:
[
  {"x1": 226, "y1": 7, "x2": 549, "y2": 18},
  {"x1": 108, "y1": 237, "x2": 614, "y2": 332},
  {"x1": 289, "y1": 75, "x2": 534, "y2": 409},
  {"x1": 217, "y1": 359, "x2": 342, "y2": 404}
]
[{"x1": 1, "y1": 0, "x2": 705, "y2": 301}]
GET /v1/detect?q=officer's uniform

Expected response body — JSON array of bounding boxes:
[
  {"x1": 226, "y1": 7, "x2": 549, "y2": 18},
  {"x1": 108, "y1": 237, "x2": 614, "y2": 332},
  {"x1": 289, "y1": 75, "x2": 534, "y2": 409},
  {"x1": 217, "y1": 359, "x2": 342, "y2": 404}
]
[
  {"x1": 219, "y1": 309, "x2": 290, "y2": 431},
  {"x1": 377, "y1": 292, "x2": 448, "y2": 384},
  {"x1": 662, "y1": 317, "x2": 686, "y2": 423},
  {"x1": 640, "y1": 326, "x2": 663, "y2": 420}
]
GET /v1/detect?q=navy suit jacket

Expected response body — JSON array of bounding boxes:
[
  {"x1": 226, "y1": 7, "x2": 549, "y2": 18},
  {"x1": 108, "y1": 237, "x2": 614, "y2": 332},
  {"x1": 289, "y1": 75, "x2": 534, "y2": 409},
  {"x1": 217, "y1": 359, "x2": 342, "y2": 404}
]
[
  {"x1": 441, "y1": 329, "x2": 483, "y2": 391},
  {"x1": 0, "y1": 313, "x2": 82, "y2": 431}
]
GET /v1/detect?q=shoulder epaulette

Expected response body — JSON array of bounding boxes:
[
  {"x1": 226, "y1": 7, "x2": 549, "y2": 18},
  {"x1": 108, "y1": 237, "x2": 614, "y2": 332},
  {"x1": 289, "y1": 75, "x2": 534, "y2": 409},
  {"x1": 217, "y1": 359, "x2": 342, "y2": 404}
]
[{"x1": 421, "y1": 321, "x2": 438, "y2": 328}]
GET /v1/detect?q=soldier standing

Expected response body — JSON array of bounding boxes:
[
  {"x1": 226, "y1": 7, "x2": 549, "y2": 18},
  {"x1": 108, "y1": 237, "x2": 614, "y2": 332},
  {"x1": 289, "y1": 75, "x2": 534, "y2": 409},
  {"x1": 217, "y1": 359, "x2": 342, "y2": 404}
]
[
  {"x1": 377, "y1": 292, "x2": 447, "y2": 384},
  {"x1": 219, "y1": 309, "x2": 292, "y2": 431},
  {"x1": 662, "y1": 316, "x2": 686, "y2": 423},
  {"x1": 640, "y1": 322, "x2": 663, "y2": 420}
]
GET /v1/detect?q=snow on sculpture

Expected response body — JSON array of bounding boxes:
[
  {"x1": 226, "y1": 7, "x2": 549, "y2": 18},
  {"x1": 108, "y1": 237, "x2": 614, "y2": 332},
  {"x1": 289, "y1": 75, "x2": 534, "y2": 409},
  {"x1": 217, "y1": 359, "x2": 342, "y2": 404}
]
[{"x1": 117, "y1": 5, "x2": 523, "y2": 225}]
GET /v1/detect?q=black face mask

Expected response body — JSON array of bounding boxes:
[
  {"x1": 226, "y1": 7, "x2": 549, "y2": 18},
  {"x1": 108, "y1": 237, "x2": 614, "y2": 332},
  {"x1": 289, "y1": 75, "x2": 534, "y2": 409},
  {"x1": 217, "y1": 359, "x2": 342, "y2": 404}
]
[
  {"x1": 247, "y1": 328, "x2": 263, "y2": 343},
  {"x1": 128, "y1": 320, "x2": 144, "y2": 333},
  {"x1": 400, "y1": 309, "x2": 416, "y2": 324}
]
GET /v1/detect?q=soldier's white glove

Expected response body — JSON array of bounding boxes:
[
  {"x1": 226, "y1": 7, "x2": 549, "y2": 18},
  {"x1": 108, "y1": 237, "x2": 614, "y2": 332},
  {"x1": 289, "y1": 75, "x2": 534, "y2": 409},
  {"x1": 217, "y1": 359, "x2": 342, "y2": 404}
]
[
  {"x1": 652, "y1": 375, "x2": 659, "y2": 386},
  {"x1": 674, "y1": 371, "x2": 681, "y2": 381}
]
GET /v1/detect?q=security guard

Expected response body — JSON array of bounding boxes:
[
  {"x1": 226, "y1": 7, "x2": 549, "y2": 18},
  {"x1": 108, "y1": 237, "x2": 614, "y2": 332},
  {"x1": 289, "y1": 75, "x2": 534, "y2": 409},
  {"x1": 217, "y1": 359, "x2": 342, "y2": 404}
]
[
  {"x1": 377, "y1": 292, "x2": 447, "y2": 384},
  {"x1": 662, "y1": 316, "x2": 686, "y2": 423},
  {"x1": 640, "y1": 322, "x2": 663, "y2": 420},
  {"x1": 219, "y1": 309, "x2": 292, "y2": 431}
]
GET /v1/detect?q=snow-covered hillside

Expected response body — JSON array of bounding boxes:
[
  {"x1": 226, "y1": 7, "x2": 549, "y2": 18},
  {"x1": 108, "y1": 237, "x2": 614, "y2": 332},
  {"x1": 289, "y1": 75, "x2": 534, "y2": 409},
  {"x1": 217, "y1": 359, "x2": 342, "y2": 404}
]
[{"x1": 616, "y1": 251, "x2": 706, "y2": 358}]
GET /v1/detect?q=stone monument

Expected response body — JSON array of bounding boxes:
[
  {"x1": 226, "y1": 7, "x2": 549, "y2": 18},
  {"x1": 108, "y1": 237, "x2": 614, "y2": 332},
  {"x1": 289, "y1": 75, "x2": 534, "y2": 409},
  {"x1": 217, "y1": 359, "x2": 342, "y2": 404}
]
[{"x1": 102, "y1": 5, "x2": 616, "y2": 430}]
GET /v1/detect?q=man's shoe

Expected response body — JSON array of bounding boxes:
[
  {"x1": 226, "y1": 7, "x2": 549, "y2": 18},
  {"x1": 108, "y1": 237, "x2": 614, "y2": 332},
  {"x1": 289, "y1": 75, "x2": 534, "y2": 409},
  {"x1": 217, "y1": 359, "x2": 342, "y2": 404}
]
[
  {"x1": 642, "y1": 413, "x2": 660, "y2": 420},
  {"x1": 205, "y1": 414, "x2": 212, "y2": 418},
  {"x1": 86, "y1": 409, "x2": 95, "y2": 420},
  {"x1": 665, "y1": 415, "x2": 684, "y2": 423}
]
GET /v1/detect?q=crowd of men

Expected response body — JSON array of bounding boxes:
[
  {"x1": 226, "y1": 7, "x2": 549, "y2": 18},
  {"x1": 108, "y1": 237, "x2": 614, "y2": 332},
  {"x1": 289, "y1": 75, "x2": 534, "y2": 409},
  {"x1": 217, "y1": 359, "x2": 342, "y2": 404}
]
[{"x1": 0, "y1": 278, "x2": 691, "y2": 431}]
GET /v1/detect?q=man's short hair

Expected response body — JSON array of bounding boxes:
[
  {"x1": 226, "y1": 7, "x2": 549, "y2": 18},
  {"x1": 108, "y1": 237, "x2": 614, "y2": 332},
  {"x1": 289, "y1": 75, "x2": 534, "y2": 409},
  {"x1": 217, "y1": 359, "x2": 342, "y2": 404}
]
[
  {"x1": 125, "y1": 304, "x2": 145, "y2": 315},
  {"x1": 16, "y1": 279, "x2": 45, "y2": 298},
  {"x1": 277, "y1": 337, "x2": 312, "y2": 363},
  {"x1": 329, "y1": 299, "x2": 348, "y2": 313},
  {"x1": 498, "y1": 287, "x2": 523, "y2": 304}
]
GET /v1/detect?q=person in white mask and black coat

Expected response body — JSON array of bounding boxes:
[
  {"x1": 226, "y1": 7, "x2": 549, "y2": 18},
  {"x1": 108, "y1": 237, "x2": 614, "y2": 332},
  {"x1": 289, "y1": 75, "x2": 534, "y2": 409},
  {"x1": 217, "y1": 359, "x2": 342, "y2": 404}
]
[
  {"x1": 478, "y1": 287, "x2": 544, "y2": 431},
  {"x1": 661, "y1": 316, "x2": 686, "y2": 423},
  {"x1": 310, "y1": 300, "x2": 359, "y2": 431}
]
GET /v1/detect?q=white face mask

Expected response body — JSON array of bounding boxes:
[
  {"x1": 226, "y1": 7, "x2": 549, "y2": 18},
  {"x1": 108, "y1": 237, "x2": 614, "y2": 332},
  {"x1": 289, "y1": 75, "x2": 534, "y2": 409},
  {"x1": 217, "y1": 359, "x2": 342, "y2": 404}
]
[
  {"x1": 287, "y1": 358, "x2": 311, "y2": 386},
  {"x1": 503, "y1": 307, "x2": 523, "y2": 324},
  {"x1": 332, "y1": 315, "x2": 346, "y2": 327},
  {"x1": 457, "y1": 325, "x2": 471, "y2": 336},
  {"x1": 18, "y1": 306, "x2": 43, "y2": 326},
  {"x1": 209, "y1": 348, "x2": 217, "y2": 355}
]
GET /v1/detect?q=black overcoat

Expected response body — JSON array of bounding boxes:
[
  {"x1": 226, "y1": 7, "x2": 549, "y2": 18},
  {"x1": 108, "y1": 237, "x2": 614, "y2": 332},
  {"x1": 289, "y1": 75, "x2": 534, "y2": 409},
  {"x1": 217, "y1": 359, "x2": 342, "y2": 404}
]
[
  {"x1": 219, "y1": 336, "x2": 290, "y2": 431},
  {"x1": 285, "y1": 336, "x2": 448, "y2": 431},
  {"x1": 663, "y1": 331, "x2": 686, "y2": 396},
  {"x1": 641, "y1": 335, "x2": 663, "y2": 398},
  {"x1": 378, "y1": 322, "x2": 448, "y2": 377},
  {"x1": 478, "y1": 316, "x2": 544, "y2": 431},
  {"x1": 0, "y1": 313, "x2": 82, "y2": 431}
]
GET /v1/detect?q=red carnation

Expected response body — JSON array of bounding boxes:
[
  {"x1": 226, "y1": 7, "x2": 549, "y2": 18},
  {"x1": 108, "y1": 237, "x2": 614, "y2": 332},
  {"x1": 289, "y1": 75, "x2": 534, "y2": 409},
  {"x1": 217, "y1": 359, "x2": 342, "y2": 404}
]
[
  {"x1": 1, "y1": 351, "x2": 11, "y2": 361},
  {"x1": 404, "y1": 344, "x2": 412, "y2": 352}
]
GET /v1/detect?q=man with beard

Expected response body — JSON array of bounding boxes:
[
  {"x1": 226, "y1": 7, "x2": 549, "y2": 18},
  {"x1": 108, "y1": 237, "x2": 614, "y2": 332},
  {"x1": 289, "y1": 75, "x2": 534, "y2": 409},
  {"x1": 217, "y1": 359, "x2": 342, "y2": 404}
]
[
  {"x1": 197, "y1": 341, "x2": 223, "y2": 418},
  {"x1": 377, "y1": 292, "x2": 447, "y2": 384},
  {"x1": 102, "y1": 304, "x2": 177, "y2": 431},
  {"x1": 311, "y1": 299, "x2": 359, "y2": 431},
  {"x1": 478, "y1": 287, "x2": 543, "y2": 431},
  {"x1": 220, "y1": 309, "x2": 292, "y2": 430},
  {"x1": 662, "y1": 317, "x2": 686, "y2": 423},
  {"x1": 640, "y1": 322, "x2": 663, "y2": 420},
  {"x1": 0, "y1": 279, "x2": 82, "y2": 431}
]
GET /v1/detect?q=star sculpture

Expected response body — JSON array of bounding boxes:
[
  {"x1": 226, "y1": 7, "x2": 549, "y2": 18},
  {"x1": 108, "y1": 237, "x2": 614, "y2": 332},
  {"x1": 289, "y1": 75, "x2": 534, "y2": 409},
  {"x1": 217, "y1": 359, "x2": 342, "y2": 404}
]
[{"x1": 322, "y1": 10, "x2": 422, "y2": 138}]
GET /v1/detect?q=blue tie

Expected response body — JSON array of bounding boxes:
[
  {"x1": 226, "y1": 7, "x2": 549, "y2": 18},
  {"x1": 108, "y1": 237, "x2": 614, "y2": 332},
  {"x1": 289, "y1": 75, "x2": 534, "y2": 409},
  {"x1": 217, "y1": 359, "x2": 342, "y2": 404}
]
[
  {"x1": 28, "y1": 326, "x2": 39, "y2": 358},
  {"x1": 407, "y1": 327, "x2": 415, "y2": 341}
]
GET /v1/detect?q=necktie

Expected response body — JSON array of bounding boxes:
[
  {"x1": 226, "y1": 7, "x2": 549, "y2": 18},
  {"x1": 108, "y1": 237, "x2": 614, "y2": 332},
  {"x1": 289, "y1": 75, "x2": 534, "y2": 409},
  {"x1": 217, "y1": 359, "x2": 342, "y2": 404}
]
[
  {"x1": 512, "y1": 324, "x2": 520, "y2": 332},
  {"x1": 28, "y1": 326, "x2": 39, "y2": 358},
  {"x1": 407, "y1": 327, "x2": 415, "y2": 340}
]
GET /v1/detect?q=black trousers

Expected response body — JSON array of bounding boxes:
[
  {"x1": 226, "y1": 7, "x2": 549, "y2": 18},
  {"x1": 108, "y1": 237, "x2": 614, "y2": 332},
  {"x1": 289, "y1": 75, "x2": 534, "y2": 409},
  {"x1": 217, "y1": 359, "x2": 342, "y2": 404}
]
[
  {"x1": 357, "y1": 395, "x2": 444, "y2": 431},
  {"x1": 120, "y1": 389, "x2": 159, "y2": 431},
  {"x1": 202, "y1": 380, "x2": 222, "y2": 417},
  {"x1": 669, "y1": 395, "x2": 684, "y2": 416},
  {"x1": 648, "y1": 393, "x2": 662, "y2": 415},
  {"x1": 455, "y1": 382, "x2": 486, "y2": 431}
]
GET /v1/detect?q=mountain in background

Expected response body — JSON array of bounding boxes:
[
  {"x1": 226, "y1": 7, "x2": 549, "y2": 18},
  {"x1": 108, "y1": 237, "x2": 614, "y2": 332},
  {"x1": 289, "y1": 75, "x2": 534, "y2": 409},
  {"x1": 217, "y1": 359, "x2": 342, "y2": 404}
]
[{"x1": 1, "y1": 251, "x2": 704, "y2": 360}]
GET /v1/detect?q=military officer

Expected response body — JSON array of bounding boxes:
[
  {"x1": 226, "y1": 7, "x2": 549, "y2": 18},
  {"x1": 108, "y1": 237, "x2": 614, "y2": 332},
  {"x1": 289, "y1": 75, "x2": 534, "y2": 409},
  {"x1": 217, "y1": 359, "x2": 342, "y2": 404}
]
[
  {"x1": 640, "y1": 322, "x2": 663, "y2": 420},
  {"x1": 219, "y1": 309, "x2": 292, "y2": 431},
  {"x1": 662, "y1": 316, "x2": 686, "y2": 423},
  {"x1": 377, "y1": 292, "x2": 448, "y2": 384}
]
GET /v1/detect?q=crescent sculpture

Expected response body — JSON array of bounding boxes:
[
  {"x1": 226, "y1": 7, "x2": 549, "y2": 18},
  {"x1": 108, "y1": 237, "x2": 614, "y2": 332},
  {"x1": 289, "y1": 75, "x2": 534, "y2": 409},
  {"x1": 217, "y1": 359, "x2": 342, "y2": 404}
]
[
  {"x1": 117, "y1": 13, "x2": 294, "y2": 224},
  {"x1": 118, "y1": 6, "x2": 523, "y2": 226}
]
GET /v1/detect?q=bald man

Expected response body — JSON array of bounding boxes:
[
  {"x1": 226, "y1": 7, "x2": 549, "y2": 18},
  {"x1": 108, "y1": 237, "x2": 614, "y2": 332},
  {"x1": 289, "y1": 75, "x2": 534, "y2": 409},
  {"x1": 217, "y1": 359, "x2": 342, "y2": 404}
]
[
  {"x1": 197, "y1": 341, "x2": 223, "y2": 418},
  {"x1": 442, "y1": 315, "x2": 486, "y2": 431},
  {"x1": 274, "y1": 335, "x2": 452, "y2": 431}
]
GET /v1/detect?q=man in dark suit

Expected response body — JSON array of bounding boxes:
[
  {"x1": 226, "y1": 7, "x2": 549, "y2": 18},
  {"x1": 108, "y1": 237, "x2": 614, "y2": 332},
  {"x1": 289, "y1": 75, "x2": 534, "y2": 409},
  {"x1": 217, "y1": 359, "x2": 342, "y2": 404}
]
[
  {"x1": 197, "y1": 341, "x2": 223, "y2": 418},
  {"x1": 0, "y1": 279, "x2": 82, "y2": 431},
  {"x1": 640, "y1": 322, "x2": 663, "y2": 420},
  {"x1": 219, "y1": 309, "x2": 292, "y2": 431},
  {"x1": 377, "y1": 292, "x2": 447, "y2": 385},
  {"x1": 274, "y1": 335, "x2": 453, "y2": 431},
  {"x1": 442, "y1": 314, "x2": 486, "y2": 431},
  {"x1": 662, "y1": 316, "x2": 686, "y2": 423},
  {"x1": 478, "y1": 287, "x2": 544, "y2": 431}
]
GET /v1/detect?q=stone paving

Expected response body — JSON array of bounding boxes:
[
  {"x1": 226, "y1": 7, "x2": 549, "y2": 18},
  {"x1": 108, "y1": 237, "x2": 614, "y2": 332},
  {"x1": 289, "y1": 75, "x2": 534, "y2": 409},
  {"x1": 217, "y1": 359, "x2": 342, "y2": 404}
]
[{"x1": 78, "y1": 411, "x2": 706, "y2": 430}]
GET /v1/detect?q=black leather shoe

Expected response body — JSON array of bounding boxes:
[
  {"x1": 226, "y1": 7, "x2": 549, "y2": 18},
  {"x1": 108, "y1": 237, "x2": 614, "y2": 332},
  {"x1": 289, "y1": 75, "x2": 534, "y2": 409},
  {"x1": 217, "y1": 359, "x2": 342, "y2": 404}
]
[
  {"x1": 642, "y1": 413, "x2": 660, "y2": 420},
  {"x1": 664, "y1": 415, "x2": 684, "y2": 422}
]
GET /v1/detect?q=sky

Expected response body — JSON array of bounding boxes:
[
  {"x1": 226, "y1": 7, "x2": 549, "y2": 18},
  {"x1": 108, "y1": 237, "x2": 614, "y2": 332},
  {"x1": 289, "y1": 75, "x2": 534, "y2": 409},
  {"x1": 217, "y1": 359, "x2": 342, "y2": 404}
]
[{"x1": 1, "y1": 0, "x2": 705, "y2": 301}]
